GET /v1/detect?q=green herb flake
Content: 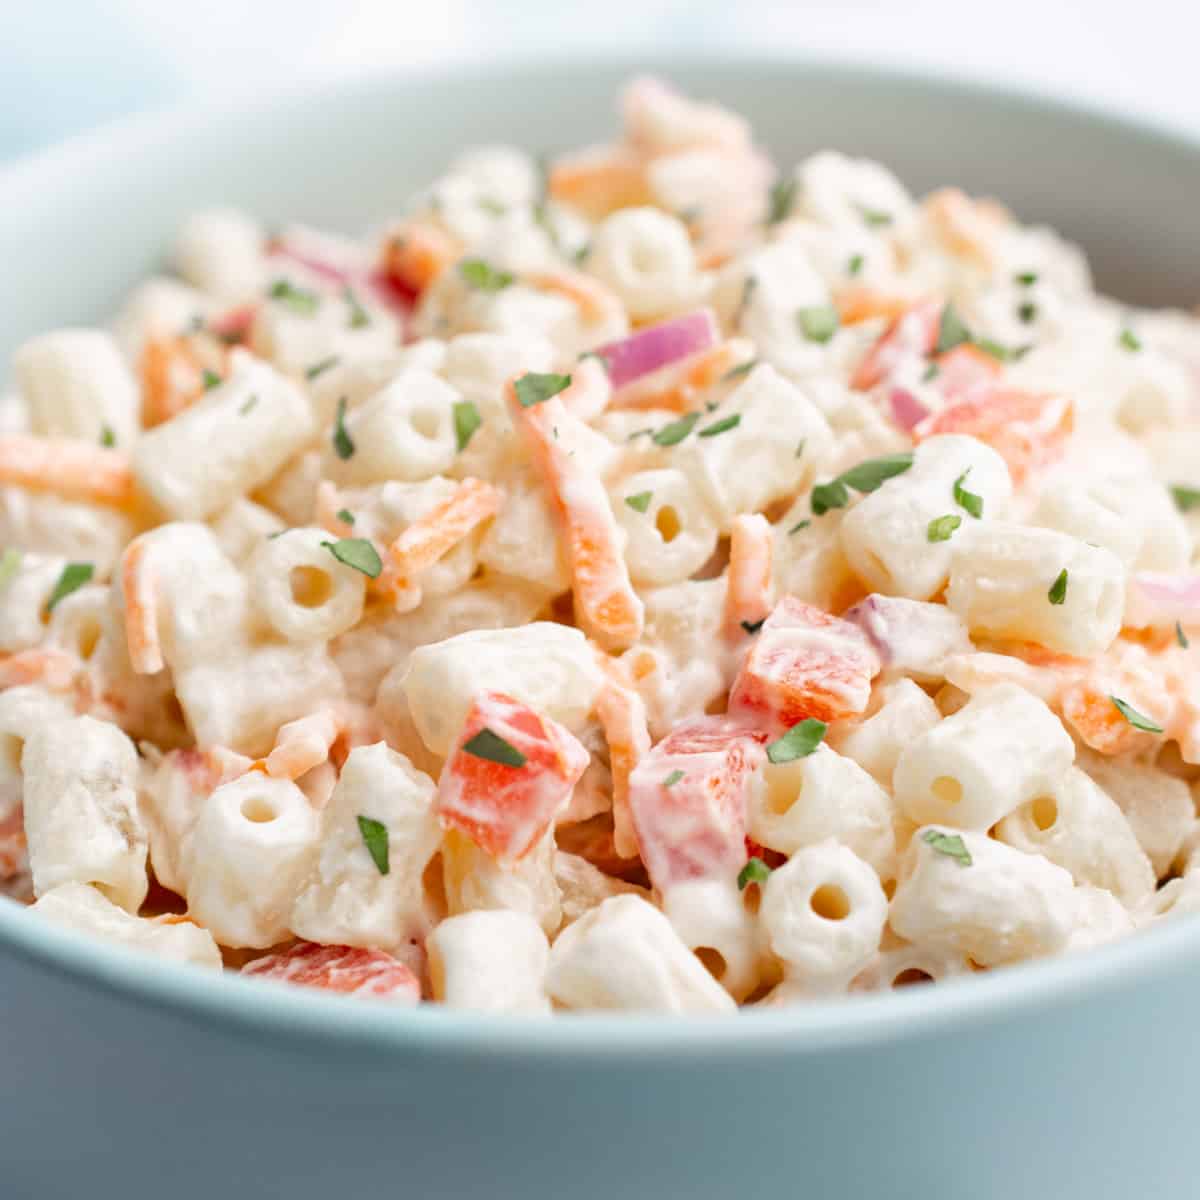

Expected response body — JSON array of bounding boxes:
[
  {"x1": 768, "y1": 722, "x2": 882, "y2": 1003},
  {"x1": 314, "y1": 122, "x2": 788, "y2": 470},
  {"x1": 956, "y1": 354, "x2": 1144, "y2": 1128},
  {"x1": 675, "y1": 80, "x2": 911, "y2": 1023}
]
[
  {"x1": 458, "y1": 258, "x2": 515, "y2": 293},
  {"x1": 269, "y1": 278, "x2": 320, "y2": 316},
  {"x1": 239, "y1": 394, "x2": 259, "y2": 416},
  {"x1": 305, "y1": 355, "x2": 340, "y2": 380},
  {"x1": 332, "y1": 396, "x2": 355, "y2": 460},
  {"x1": 740, "y1": 618, "x2": 765, "y2": 635},
  {"x1": 766, "y1": 176, "x2": 796, "y2": 227},
  {"x1": 922, "y1": 829, "x2": 972, "y2": 867},
  {"x1": 453, "y1": 399, "x2": 482, "y2": 452},
  {"x1": 935, "y1": 303, "x2": 972, "y2": 354},
  {"x1": 922, "y1": 361, "x2": 941, "y2": 382},
  {"x1": 356, "y1": 815, "x2": 390, "y2": 875},
  {"x1": 478, "y1": 197, "x2": 507, "y2": 216},
  {"x1": 344, "y1": 287, "x2": 371, "y2": 329},
  {"x1": 722, "y1": 359, "x2": 758, "y2": 382},
  {"x1": 953, "y1": 469, "x2": 984, "y2": 519},
  {"x1": 202, "y1": 368, "x2": 221, "y2": 391},
  {"x1": 698, "y1": 413, "x2": 741, "y2": 439},
  {"x1": 1118, "y1": 328, "x2": 1142, "y2": 352},
  {"x1": 811, "y1": 479, "x2": 850, "y2": 516},
  {"x1": 462, "y1": 727, "x2": 527, "y2": 768},
  {"x1": 320, "y1": 538, "x2": 382, "y2": 578},
  {"x1": 811, "y1": 452, "x2": 914, "y2": 517},
  {"x1": 927, "y1": 514, "x2": 962, "y2": 543},
  {"x1": 737, "y1": 857, "x2": 772, "y2": 890},
  {"x1": 974, "y1": 337, "x2": 1018, "y2": 362},
  {"x1": 45, "y1": 562, "x2": 93, "y2": 613},
  {"x1": 1048, "y1": 568, "x2": 1068, "y2": 606},
  {"x1": 788, "y1": 519, "x2": 812, "y2": 535},
  {"x1": 651, "y1": 411, "x2": 700, "y2": 447},
  {"x1": 335, "y1": 508, "x2": 355, "y2": 526},
  {"x1": 795, "y1": 438, "x2": 807, "y2": 459},
  {"x1": 99, "y1": 425, "x2": 116, "y2": 448},
  {"x1": 735, "y1": 275, "x2": 759, "y2": 324},
  {"x1": 1017, "y1": 301, "x2": 1038, "y2": 324},
  {"x1": 765, "y1": 718, "x2": 827, "y2": 765},
  {"x1": 0, "y1": 548, "x2": 21, "y2": 591},
  {"x1": 514, "y1": 371, "x2": 572, "y2": 408},
  {"x1": 847, "y1": 253, "x2": 864, "y2": 277},
  {"x1": 1177, "y1": 621, "x2": 1189, "y2": 649},
  {"x1": 1109, "y1": 695, "x2": 1164, "y2": 734},
  {"x1": 1169, "y1": 484, "x2": 1200, "y2": 513},
  {"x1": 797, "y1": 305, "x2": 840, "y2": 344},
  {"x1": 625, "y1": 491, "x2": 653, "y2": 514},
  {"x1": 663, "y1": 769, "x2": 685, "y2": 789},
  {"x1": 858, "y1": 205, "x2": 893, "y2": 228},
  {"x1": 1015, "y1": 271, "x2": 1038, "y2": 286},
  {"x1": 838, "y1": 452, "x2": 915, "y2": 494}
]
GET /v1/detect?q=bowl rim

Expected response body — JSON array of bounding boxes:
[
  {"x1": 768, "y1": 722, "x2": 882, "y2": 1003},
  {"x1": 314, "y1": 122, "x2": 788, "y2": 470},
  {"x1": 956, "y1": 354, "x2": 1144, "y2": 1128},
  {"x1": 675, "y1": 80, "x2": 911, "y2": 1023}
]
[{"x1": 3, "y1": 49, "x2": 1200, "y2": 1058}]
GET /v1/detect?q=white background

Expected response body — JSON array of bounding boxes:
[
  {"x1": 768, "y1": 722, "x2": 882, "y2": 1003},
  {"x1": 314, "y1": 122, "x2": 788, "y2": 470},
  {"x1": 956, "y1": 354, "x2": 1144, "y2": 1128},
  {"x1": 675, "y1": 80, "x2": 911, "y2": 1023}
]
[{"x1": 3, "y1": 0, "x2": 1199, "y2": 160}]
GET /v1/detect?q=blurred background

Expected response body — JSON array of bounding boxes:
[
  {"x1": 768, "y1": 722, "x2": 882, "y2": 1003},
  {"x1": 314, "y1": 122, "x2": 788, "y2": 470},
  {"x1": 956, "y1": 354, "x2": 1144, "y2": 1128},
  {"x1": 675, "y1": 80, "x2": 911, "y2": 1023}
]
[{"x1": 3, "y1": 0, "x2": 1199, "y2": 163}]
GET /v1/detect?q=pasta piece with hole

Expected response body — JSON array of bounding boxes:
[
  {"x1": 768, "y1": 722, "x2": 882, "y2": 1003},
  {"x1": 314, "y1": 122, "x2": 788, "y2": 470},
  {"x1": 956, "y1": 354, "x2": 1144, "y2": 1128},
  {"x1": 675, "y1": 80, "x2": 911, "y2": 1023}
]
[
  {"x1": 750, "y1": 743, "x2": 896, "y2": 878},
  {"x1": 759, "y1": 841, "x2": 888, "y2": 993},
  {"x1": 186, "y1": 773, "x2": 320, "y2": 948},
  {"x1": 893, "y1": 683, "x2": 1074, "y2": 831},
  {"x1": 995, "y1": 766, "x2": 1154, "y2": 908},
  {"x1": 546, "y1": 894, "x2": 736, "y2": 1013},
  {"x1": 248, "y1": 526, "x2": 367, "y2": 642},
  {"x1": 612, "y1": 466, "x2": 719, "y2": 588}
]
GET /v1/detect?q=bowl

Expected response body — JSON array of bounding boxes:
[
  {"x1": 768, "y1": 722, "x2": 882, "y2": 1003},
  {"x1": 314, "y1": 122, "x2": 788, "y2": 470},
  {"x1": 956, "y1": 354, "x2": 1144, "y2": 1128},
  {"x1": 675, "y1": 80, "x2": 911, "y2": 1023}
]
[{"x1": 2, "y1": 55, "x2": 1199, "y2": 1200}]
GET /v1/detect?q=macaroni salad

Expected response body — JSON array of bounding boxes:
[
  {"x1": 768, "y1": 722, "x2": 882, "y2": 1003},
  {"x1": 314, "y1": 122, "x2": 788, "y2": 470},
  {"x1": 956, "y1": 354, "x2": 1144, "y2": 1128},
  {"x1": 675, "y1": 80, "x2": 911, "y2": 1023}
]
[{"x1": 4, "y1": 77, "x2": 1200, "y2": 1014}]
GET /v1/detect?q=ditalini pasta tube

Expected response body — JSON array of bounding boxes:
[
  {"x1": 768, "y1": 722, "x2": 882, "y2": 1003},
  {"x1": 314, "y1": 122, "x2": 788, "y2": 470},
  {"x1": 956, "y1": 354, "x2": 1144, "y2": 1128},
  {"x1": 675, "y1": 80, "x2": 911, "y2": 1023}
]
[
  {"x1": 22, "y1": 716, "x2": 148, "y2": 912},
  {"x1": 946, "y1": 521, "x2": 1126, "y2": 657},
  {"x1": 133, "y1": 349, "x2": 314, "y2": 520},
  {"x1": 32, "y1": 882, "x2": 222, "y2": 969},
  {"x1": 427, "y1": 910, "x2": 551, "y2": 1013},
  {"x1": 893, "y1": 683, "x2": 1075, "y2": 831},
  {"x1": 14, "y1": 329, "x2": 140, "y2": 447}
]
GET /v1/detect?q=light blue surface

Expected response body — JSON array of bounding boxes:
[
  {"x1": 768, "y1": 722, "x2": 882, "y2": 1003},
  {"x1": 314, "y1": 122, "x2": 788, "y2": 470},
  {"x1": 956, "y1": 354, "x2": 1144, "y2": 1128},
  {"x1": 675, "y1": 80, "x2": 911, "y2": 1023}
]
[{"x1": 1, "y1": 56, "x2": 1199, "y2": 1200}]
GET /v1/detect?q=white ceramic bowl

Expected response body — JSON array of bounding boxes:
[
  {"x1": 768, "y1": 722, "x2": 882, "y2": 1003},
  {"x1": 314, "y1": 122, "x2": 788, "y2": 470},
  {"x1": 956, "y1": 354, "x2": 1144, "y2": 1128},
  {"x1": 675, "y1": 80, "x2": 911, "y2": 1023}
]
[{"x1": 2, "y1": 56, "x2": 1199, "y2": 1200}]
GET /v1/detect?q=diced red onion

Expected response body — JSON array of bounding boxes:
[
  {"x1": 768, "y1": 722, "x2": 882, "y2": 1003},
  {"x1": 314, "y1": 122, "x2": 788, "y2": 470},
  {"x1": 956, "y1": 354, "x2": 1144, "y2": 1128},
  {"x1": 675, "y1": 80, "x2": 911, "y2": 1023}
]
[
  {"x1": 888, "y1": 386, "x2": 929, "y2": 431},
  {"x1": 592, "y1": 309, "x2": 718, "y2": 390},
  {"x1": 844, "y1": 594, "x2": 971, "y2": 680},
  {"x1": 1125, "y1": 573, "x2": 1200, "y2": 628}
]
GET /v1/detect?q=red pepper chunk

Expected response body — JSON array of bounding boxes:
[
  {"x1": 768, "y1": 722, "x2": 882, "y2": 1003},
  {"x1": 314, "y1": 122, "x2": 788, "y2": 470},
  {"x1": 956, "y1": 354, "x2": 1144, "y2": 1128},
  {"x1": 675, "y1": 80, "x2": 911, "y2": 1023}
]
[
  {"x1": 914, "y1": 387, "x2": 1073, "y2": 484},
  {"x1": 729, "y1": 597, "x2": 880, "y2": 731},
  {"x1": 436, "y1": 691, "x2": 590, "y2": 864},
  {"x1": 242, "y1": 942, "x2": 420, "y2": 1003},
  {"x1": 628, "y1": 715, "x2": 766, "y2": 892}
]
